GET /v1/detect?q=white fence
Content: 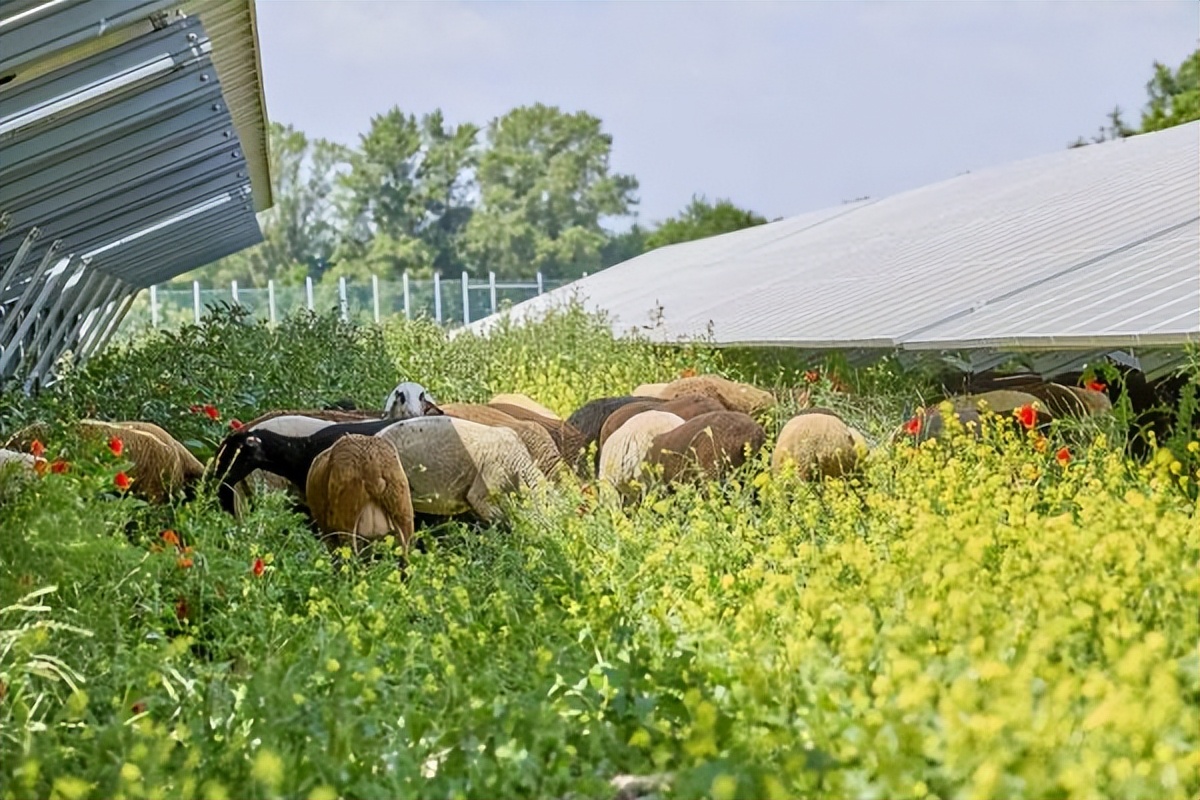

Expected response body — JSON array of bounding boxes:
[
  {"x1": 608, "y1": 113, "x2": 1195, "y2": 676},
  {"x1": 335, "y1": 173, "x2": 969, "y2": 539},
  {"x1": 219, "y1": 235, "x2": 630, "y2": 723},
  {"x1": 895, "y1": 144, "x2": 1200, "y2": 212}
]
[{"x1": 117, "y1": 270, "x2": 578, "y2": 337}]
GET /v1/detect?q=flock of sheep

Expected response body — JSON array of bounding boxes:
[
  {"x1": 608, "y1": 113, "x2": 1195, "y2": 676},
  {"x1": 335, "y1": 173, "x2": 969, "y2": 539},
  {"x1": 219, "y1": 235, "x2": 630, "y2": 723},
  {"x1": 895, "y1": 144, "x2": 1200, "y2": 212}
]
[{"x1": 0, "y1": 370, "x2": 1114, "y2": 557}]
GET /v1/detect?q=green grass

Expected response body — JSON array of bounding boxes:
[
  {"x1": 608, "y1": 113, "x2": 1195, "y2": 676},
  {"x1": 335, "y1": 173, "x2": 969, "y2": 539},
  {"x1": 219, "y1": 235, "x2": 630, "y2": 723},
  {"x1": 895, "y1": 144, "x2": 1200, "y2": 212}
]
[{"x1": 0, "y1": 305, "x2": 1196, "y2": 800}]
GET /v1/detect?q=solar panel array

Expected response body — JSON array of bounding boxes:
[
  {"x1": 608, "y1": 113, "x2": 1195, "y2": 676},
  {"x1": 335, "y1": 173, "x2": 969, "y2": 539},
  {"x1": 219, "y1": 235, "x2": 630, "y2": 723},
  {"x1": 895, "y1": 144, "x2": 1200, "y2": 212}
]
[
  {"x1": 469, "y1": 121, "x2": 1199, "y2": 372},
  {"x1": 0, "y1": 0, "x2": 270, "y2": 389}
]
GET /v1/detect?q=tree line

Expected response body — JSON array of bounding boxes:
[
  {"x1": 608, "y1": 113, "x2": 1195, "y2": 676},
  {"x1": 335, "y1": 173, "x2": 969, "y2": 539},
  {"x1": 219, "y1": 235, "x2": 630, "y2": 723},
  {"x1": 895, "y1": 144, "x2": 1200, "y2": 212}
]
[
  {"x1": 1070, "y1": 47, "x2": 1198, "y2": 147},
  {"x1": 190, "y1": 103, "x2": 768, "y2": 288}
]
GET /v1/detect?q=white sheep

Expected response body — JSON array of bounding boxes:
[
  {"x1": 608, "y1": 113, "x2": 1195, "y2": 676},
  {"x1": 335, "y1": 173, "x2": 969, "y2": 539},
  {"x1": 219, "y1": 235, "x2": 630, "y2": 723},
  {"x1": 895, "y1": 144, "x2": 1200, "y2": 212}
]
[
  {"x1": 771, "y1": 409, "x2": 869, "y2": 481},
  {"x1": 598, "y1": 410, "x2": 685, "y2": 498},
  {"x1": 383, "y1": 381, "x2": 441, "y2": 419},
  {"x1": 631, "y1": 382, "x2": 669, "y2": 399}
]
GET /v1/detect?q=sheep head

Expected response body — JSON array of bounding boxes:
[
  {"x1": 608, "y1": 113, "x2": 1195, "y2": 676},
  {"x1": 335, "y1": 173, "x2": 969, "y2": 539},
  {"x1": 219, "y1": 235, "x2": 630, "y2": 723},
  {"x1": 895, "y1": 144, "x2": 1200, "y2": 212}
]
[{"x1": 384, "y1": 381, "x2": 443, "y2": 419}]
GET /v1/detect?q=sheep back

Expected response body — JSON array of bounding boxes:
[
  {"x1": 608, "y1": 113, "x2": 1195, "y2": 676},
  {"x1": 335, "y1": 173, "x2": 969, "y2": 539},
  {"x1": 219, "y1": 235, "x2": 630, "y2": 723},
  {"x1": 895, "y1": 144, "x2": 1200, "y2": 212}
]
[
  {"x1": 79, "y1": 420, "x2": 189, "y2": 503},
  {"x1": 598, "y1": 395, "x2": 726, "y2": 453},
  {"x1": 306, "y1": 434, "x2": 415, "y2": 554},
  {"x1": 658, "y1": 374, "x2": 776, "y2": 416},
  {"x1": 439, "y1": 403, "x2": 564, "y2": 479},
  {"x1": 567, "y1": 396, "x2": 665, "y2": 462},
  {"x1": 631, "y1": 382, "x2": 669, "y2": 399},
  {"x1": 488, "y1": 392, "x2": 561, "y2": 420},
  {"x1": 488, "y1": 403, "x2": 587, "y2": 469},
  {"x1": 771, "y1": 410, "x2": 866, "y2": 481},
  {"x1": 645, "y1": 410, "x2": 767, "y2": 486},
  {"x1": 598, "y1": 410, "x2": 685, "y2": 497}
]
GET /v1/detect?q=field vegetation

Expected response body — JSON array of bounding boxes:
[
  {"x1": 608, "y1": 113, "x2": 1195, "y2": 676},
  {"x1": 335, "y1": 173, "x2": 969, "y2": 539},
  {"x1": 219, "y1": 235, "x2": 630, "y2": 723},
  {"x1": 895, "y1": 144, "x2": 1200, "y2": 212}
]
[{"x1": 0, "y1": 305, "x2": 1196, "y2": 800}]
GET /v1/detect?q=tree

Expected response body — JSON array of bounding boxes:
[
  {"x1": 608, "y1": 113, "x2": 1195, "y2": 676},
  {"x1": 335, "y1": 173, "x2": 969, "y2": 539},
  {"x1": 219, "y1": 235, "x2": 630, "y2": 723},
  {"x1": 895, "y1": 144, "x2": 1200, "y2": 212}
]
[
  {"x1": 333, "y1": 107, "x2": 479, "y2": 281},
  {"x1": 1070, "y1": 47, "x2": 1199, "y2": 147},
  {"x1": 184, "y1": 122, "x2": 349, "y2": 286},
  {"x1": 643, "y1": 195, "x2": 768, "y2": 251},
  {"x1": 463, "y1": 104, "x2": 638, "y2": 279},
  {"x1": 600, "y1": 223, "x2": 649, "y2": 268}
]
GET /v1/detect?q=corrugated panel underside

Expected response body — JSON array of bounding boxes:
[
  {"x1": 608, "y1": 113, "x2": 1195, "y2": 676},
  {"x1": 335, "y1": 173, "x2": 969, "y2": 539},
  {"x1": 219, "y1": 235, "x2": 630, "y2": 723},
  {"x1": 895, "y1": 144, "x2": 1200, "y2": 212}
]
[{"x1": 482, "y1": 121, "x2": 1200, "y2": 350}]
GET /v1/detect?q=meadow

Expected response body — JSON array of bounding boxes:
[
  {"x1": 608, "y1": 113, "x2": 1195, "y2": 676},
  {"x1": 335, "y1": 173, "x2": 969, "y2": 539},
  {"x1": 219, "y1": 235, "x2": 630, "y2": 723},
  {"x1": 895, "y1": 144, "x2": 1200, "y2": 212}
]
[{"x1": 0, "y1": 304, "x2": 1196, "y2": 800}]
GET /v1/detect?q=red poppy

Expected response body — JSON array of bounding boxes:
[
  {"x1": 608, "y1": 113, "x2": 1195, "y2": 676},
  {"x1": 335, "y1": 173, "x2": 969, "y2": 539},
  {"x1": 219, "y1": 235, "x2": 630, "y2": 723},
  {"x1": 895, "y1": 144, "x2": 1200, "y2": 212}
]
[
  {"x1": 252, "y1": 557, "x2": 265, "y2": 577},
  {"x1": 903, "y1": 410, "x2": 923, "y2": 436},
  {"x1": 114, "y1": 471, "x2": 132, "y2": 491},
  {"x1": 1085, "y1": 380, "x2": 1107, "y2": 393},
  {"x1": 33, "y1": 459, "x2": 48, "y2": 476},
  {"x1": 108, "y1": 436, "x2": 124, "y2": 457},
  {"x1": 679, "y1": 367, "x2": 697, "y2": 378},
  {"x1": 804, "y1": 370, "x2": 820, "y2": 384},
  {"x1": 229, "y1": 418, "x2": 245, "y2": 431},
  {"x1": 1056, "y1": 446, "x2": 1071, "y2": 466},
  {"x1": 177, "y1": 556, "x2": 194, "y2": 569},
  {"x1": 203, "y1": 404, "x2": 219, "y2": 421},
  {"x1": 1015, "y1": 404, "x2": 1038, "y2": 430},
  {"x1": 30, "y1": 439, "x2": 45, "y2": 458},
  {"x1": 50, "y1": 459, "x2": 68, "y2": 474},
  {"x1": 161, "y1": 530, "x2": 181, "y2": 549}
]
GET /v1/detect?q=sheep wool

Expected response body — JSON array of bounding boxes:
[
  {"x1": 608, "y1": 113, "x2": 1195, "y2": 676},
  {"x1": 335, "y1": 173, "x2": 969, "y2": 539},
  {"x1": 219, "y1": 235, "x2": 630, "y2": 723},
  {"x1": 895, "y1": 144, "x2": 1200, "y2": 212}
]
[
  {"x1": 306, "y1": 434, "x2": 415, "y2": 555},
  {"x1": 567, "y1": 396, "x2": 666, "y2": 459},
  {"x1": 488, "y1": 403, "x2": 587, "y2": 469},
  {"x1": 771, "y1": 409, "x2": 868, "y2": 481},
  {"x1": 644, "y1": 410, "x2": 767, "y2": 487},
  {"x1": 598, "y1": 410, "x2": 685, "y2": 498},
  {"x1": 79, "y1": 420, "x2": 202, "y2": 503},
  {"x1": 488, "y1": 393, "x2": 561, "y2": 420},
  {"x1": 438, "y1": 403, "x2": 564, "y2": 479},
  {"x1": 658, "y1": 374, "x2": 776, "y2": 416},
  {"x1": 598, "y1": 395, "x2": 726, "y2": 453},
  {"x1": 0, "y1": 448, "x2": 39, "y2": 481},
  {"x1": 631, "y1": 382, "x2": 669, "y2": 399}
]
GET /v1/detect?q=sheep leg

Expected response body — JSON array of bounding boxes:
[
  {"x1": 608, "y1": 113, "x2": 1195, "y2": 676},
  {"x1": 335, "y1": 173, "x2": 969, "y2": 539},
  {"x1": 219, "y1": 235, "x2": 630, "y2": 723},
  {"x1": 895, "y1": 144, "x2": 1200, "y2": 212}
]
[{"x1": 466, "y1": 474, "x2": 503, "y2": 524}]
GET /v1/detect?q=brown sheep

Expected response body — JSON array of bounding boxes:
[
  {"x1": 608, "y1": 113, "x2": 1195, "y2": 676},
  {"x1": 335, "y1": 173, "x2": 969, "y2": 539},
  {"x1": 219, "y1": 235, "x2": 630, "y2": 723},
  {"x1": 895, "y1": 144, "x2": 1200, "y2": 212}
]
[
  {"x1": 598, "y1": 395, "x2": 726, "y2": 454},
  {"x1": 488, "y1": 392, "x2": 561, "y2": 420},
  {"x1": 438, "y1": 403, "x2": 564, "y2": 478},
  {"x1": 488, "y1": 403, "x2": 587, "y2": 469},
  {"x1": 658, "y1": 374, "x2": 776, "y2": 416},
  {"x1": 567, "y1": 396, "x2": 666, "y2": 464},
  {"x1": 598, "y1": 410, "x2": 685, "y2": 500},
  {"x1": 643, "y1": 410, "x2": 767, "y2": 487},
  {"x1": 305, "y1": 434, "x2": 415, "y2": 555},
  {"x1": 771, "y1": 409, "x2": 868, "y2": 481}
]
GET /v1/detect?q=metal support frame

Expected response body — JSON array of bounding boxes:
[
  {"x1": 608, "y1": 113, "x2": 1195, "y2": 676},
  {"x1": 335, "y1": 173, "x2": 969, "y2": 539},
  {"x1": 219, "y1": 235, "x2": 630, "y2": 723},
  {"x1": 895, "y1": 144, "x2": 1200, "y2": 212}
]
[
  {"x1": 86, "y1": 289, "x2": 139, "y2": 360},
  {"x1": 74, "y1": 279, "x2": 126, "y2": 357},
  {"x1": 403, "y1": 272, "x2": 411, "y2": 319},
  {"x1": 338, "y1": 276, "x2": 348, "y2": 321},
  {"x1": 305, "y1": 276, "x2": 314, "y2": 311},
  {"x1": 0, "y1": 227, "x2": 41, "y2": 303},
  {"x1": 77, "y1": 284, "x2": 132, "y2": 359},
  {"x1": 461, "y1": 271, "x2": 471, "y2": 325},
  {"x1": 19, "y1": 257, "x2": 89, "y2": 375},
  {"x1": 489, "y1": 271, "x2": 497, "y2": 316},
  {"x1": 25, "y1": 268, "x2": 108, "y2": 385},
  {"x1": 433, "y1": 272, "x2": 442, "y2": 322},
  {"x1": 371, "y1": 274, "x2": 380, "y2": 323},
  {"x1": 268, "y1": 279, "x2": 276, "y2": 324},
  {"x1": 0, "y1": 255, "x2": 72, "y2": 376},
  {"x1": 0, "y1": 239, "x2": 61, "y2": 347}
]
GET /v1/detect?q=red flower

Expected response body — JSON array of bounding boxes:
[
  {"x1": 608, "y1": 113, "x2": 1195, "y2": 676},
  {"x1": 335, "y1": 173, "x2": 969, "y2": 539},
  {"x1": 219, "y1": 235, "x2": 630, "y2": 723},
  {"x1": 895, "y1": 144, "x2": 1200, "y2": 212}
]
[
  {"x1": 229, "y1": 418, "x2": 245, "y2": 431},
  {"x1": 203, "y1": 404, "x2": 220, "y2": 421},
  {"x1": 679, "y1": 367, "x2": 697, "y2": 378},
  {"x1": 189, "y1": 405, "x2": 202, "y2": 414},
  {"x1": 1056, "y1": 446, "x2": 1071, "y2": 466},
  {"x1": 804, "y1": 370, "x2": 820, "y2": 384},
  {"x1": 108, "y1": 436, "x2": 124, "y2": 457},
  {"x1": 1015, "y1": 404, "x2": 1038, "y2": 430},
  {"x1": 903, "y1": 410, "x2": 923, "y2": 436},
  {"x1": 177, "y1": 556, "x2": 194, "y2": 569},
  {"x1": 33, "y1": 459, "x2": 48, "y2": 477},
  {"x1": 50, "y1": 459, "x2": 68, "y2": 474},
  {"x1": 30, "y1": 439, "x2": 45, "y2": 458},
  {"x1": 252, "y1": 557, "x2": 265, "y2": 577},
  {"x1": 161, "y1": 530, "x2": 181, "y2": 549},
  {"x1": 114, "y1": 471, "x2": 132, "y2": 491},
  {"x1": 1086, "y1": 380, "x2": 1106, "y2": 393}
]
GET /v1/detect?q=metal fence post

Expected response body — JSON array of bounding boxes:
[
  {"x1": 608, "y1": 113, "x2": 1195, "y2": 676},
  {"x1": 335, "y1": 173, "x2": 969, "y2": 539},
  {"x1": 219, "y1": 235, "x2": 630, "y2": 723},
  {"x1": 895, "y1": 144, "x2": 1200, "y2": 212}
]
[
  {"x1": 338, "y1": 276, "x2": 348, "y2": 321},
  {"x1": 536, "y1": 271, "x2": 544, "y2": 295},
  {"x1": 305, "y1": 276, "x2": 314, "y2": 311},
  {"x1": 582, "y1": 272, "x2": 588, "y2": 278},
  {"x1": 231, "y1": 279, "x2": 239, "y2": 305},
  {"x1": 461, "y1": 271, "x2": 470, "y2": 325},
  {"x1": 402, "y1": 271, "x2": 411, "y2": 319},
  {"x1": 150, "y1": 284, "x2": 159, "y2": 327},
  {"x1": 489, "y1": 271, "x2": 497, "y2": 315},
  {"x1": 433, "y1": 272, "x2": 442, "y2": 323},
  {"x1": 268, "y1": 279, "x2": 276, "y2": 324},
  {"x1": 192, "y1": 280, "x2": 201, "y2": 324},
  {"x1": 371, "y1": 274, "x2": 380, "y2": 323}
]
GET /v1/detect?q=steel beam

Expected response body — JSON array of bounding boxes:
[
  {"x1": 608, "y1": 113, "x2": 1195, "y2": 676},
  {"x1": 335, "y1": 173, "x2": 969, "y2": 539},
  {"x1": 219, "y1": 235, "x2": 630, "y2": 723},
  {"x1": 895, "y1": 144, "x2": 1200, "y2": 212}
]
[
  {"x1": 0, "y1": 257, "x2": 71, "y2": 376},
  {"x1": 79, "y1": 287, "x2": 135, "y2": 361},
  {"x1": 27, "y1": 269, "x2": 110, "y2": 382},
  {"x1": 86, "y1": 289, "x2": 139, "y2": 359},
  {"x1": 20, "y1": 256, "x2": 88, "y2": 373},
  {"x1": 67, "y1": 278, "x2": 124, "y2": 358},
  {"x1": 0, "y1": 239, "x2": 61, "y2": 347},
  {"x1": 0, "y1": 227, "x2": 41, "y2": 303}
]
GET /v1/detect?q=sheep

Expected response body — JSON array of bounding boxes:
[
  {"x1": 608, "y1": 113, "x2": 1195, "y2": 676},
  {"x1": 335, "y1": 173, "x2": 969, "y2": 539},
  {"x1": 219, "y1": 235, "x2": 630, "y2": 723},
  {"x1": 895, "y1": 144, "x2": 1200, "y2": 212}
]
[
  {"x1": 643, "y1": 410, "x2": 767, "y2": 487},
  {"x1": 437, "y1": 403, "x2": 564, "y2": 478},
  {"x1": 213, "y1": 415, "x2": 545, "y2": 525},
  {"x1": 244, "y1": 408, "x2": 381, "y2": 430},
  {"x1": 598, "y1": 410, "x2": 685, "y2": 499},
  {"x1": 657, "y1": 374, "x2": 776, "y2": 416},
  {"x1": 598, "y1": 395, "x2": 726, "y2": 454},
  {"x1": 488, "y1": 402, "x2": 588, "y2": 469},
  {"x1": 0, "y1": 448, "x2": 39, "y2": 480},
  {"x1": 305, "y1": 433, "x2": 415, "y2": 555},
  {"x1": 771, "y1": 408, "x2": 869, "y2": 481},
  {"x1": 383, "y1": 381, "x2": 442, "y2": 419},
  {"x1": 488, "y1": 392, "x2": 561, "y2": 420},
  {"x1": 567, "y1": 396, "x2": 666, "y2": 468},
  {"x1": 631, "y1": 382, "x2": 669, "y2": 399}
]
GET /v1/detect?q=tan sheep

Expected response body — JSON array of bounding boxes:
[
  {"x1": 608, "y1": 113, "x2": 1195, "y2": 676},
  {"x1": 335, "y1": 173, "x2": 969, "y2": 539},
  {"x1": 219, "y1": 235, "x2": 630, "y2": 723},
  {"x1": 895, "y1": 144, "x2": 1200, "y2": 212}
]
[
  {"x1": 305, "y1": 434, "x2": 415, "y2": 555},
  {"x1": 488, "y1": 403, "x2": 587, "y2": 470},
  {"x1": 488, "y1": 392, "x2": 561, "y2": 420},
  {"x1": 598, "y1": 395, "x2": 726, "y2": 454},
  {"x1": 598, "y1": 410, "x2": 685, "y2": 499},
  {"x1": 771, "y1": 409, "x2": 868, "y2": 481},
  {"x1": 438, "y1": 403, "x2": 564, "y2": 479},
  {"x1": 631, "y1": 382, "x2": 669, "y2": 399},
  {"x1": 82, "y1": 420, "x2": 203, "y2": 503},
  {"x1": 658, "y1": 374, "x2": 776, "y2": 416}
]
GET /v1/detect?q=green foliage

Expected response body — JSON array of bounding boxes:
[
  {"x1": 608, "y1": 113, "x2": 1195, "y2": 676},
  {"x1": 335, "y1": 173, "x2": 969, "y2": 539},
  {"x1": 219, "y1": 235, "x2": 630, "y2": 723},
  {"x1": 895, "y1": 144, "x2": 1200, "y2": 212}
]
[
  {"x1": 463, "y1": 104, "x2": 640, "y2": 280},
  {"x1": 644, "y1": 196, "x2": 768, "y2": 251},
  {"x1": 1071, "y1": 47, "x2": 1199, "y2": 147}
]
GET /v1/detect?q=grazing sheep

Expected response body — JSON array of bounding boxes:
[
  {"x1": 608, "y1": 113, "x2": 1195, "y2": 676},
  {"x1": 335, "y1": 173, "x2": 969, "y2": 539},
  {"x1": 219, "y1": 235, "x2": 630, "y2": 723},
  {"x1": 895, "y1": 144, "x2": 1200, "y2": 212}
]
[
  {"x1": 658, "y1": 374, "x2": 776, "y2": 416},
  {"x1": 567, "y1": 396, "x2": 666, "y2": 465},
  {"x1": 383, "y1": 381, "x2": 442, "y2": 419},
  {"x1": 643, "y1": 410, "x2": 767, "y2": 487},
  {"x1": 305, "y1": 434, "x2": 415, "y2": 555},
  {"x1": 488, "y1": 393, "x2": 561, "y2": 420},
  {"x1": 632, "y1": 382, "x2": 669, "y2": 399},
  {"x1": 771, "y1": 409, "x2": 868, "y2": 480},
  {"x1": 244, "y1": 408, "x2": 380, "y2": 430},
  {"x1": 598, "y1": 410, "x2": 685, "y2": 499},
  {"x1": 952, "y1": 390, "x2": 1054, "y2": 427},
  {"x1": 0, "y1": 448, "x2": 39, "y2": 481},
  {"x1": 598, "y1": 395, "x2": 726, "y2": 454},
  {"x1": 905, "y1": 407, "x2": 986, "y2": 443},
  {"x1": 438, "y1": 403, "x2": 564, "y2": 478},
  {"x1": 488, "y1": 403, "x2": 587, "y2": 469},
  {"x1": 213, "y1": 416, "x2": 544, "y2": 525}
]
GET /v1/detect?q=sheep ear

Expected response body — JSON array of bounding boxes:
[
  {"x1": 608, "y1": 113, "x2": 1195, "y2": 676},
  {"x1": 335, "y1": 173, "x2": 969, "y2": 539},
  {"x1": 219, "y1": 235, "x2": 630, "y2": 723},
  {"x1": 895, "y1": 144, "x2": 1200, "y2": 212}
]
[{"x1": 421, "y1": 396, "x2": 444, "y2": 416}]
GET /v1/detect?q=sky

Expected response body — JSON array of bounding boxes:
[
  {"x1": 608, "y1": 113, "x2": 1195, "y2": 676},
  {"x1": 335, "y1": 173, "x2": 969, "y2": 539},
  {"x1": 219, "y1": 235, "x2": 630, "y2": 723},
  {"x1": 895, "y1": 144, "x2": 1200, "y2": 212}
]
[{"x1": 254, "y1": 0, "x2": 1199, "y2": 227}]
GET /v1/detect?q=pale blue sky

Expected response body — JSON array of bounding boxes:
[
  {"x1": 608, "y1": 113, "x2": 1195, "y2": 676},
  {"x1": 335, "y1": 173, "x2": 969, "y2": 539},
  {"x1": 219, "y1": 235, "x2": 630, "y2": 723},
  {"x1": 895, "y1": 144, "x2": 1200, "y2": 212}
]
[{"x1": 254, "y1": 0, "x2": 1198, "y2": 227}]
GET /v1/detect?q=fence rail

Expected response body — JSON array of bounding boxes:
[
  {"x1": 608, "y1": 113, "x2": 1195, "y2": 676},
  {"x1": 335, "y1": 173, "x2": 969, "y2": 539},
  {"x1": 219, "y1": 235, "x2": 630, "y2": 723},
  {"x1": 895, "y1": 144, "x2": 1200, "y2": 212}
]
[{"x1": 116, "y1": 270, "x2": 579, "y2": 338}]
